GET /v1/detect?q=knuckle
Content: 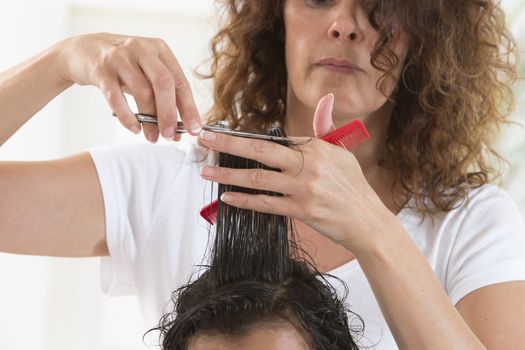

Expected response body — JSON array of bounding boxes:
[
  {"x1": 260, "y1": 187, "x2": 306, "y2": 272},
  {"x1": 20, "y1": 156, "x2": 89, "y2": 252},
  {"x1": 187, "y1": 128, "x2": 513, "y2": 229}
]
[
  {"x1": 104, "y1": 88, "x2": 121, "y2": 107},
  {"x1": 215, "y1": 167, "x2": 228, "y2": 183},
  {"x1": 253, "y1": 139, "x2": 273, "y2": 154},
  {"x1": 174, "y1": 76, "x2": 190, "y2": 90},
  {"x1": 309, "y1": 183, "x2": 324, "y2": 200},
  {"x1": 303, "y1": 202, "x2": 320, "y2": 222},
  {"x1": 217, "y1": 135, "x2": 229, "y2": 152},
  {"x1": 134, "y1": 87, "x2": 154, "y2": 103},
  {"x1": 91, "y1": 63, "x2": 111, "y2": 84},
  {"x1": 153, "y1": 71, "x2": 174, "y2": 89},
  {"x1": 112, "y1": 49, "x2": 129, "y2": 62},
  {"x1": 258, "y1": 196, "x2": 273, "y2": 212},
  {"x1": 309, "y1": 162, "x2": 324, "y2": 178},
  {"x1": 162, "y1": 111, "x2": 178, "y2": 123},
  {"x1": 104, "y1": 47, "x2": 124, "y2": 64},
  {"x1": 251, "y1": 169, "x2": 267, "y2": 188},
  {"x1": 117, "y1": 115, "x2": 135, "y2": 129},
  {"x1": 304, "y1": 181, "x2": 319, "y2": 198},
  {"x1": 91, "y1": 62, "x2": 105, "y2": 78},
  {"x1": 155, "y1": 37, "x2": 169, "y2": 49},
  {"x1": 123, "y1": 36, "x2": 140, "y2": 49}
]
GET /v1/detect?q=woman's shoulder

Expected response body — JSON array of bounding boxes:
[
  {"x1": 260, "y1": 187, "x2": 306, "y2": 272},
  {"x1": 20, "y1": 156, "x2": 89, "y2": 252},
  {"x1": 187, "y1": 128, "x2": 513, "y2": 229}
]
[
  {"x1": 456, "y1": 183, "x2": 518, "y2": 218},
  {"x1": 402, "y1": 184, "x2": 517, "y2": 219},
  {"x1": 400, "y1": 183, "x2": 525, "y2": 304},
  {"x1": 400, "y1": 183, "x2": 524, "y2": 240}
]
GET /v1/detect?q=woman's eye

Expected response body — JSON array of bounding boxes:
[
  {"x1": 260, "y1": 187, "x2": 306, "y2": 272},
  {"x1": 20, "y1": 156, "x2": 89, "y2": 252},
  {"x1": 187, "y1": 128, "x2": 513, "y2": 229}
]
[{"x1": 304, "y1": 0, "x2": 336, "y2": 7}]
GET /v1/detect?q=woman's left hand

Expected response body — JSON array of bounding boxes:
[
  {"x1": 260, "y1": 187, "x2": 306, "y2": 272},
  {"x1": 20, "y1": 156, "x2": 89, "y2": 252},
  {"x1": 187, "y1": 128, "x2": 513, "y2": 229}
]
[{"x1": 198, "y1": 94, "x2": 393, "y2": 251}]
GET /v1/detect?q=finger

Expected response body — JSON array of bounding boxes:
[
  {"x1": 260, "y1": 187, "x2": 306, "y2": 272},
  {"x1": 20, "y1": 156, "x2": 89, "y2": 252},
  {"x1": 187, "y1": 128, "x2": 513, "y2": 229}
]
[
  {"x1": 220, "y1": 192, "x2": 297, "y2": 218},
  {"x1": 117, "y1": 62, "x2": 160, "y2": 143},
  {"x1": 160, "y1": 49, "x2": 202, "y2": 135},
  {"x1": 200, "y1": 165, "x2": 295, "y2": 195},
  {"x1": 137, "y1": 55, "x2": 178, "y2": 140},
  {"x1": 313, "y1": 93, "x2": 336, "y2": 138},
  {"x1": 140, "y1": 120, "x2": 160, "y2": 143},
  {"x1": 198, "y1": 131, "x2": 304, "y2": 173},
  {"x1": 99, "y1": 78, "x2": 141, "y2": 134}
]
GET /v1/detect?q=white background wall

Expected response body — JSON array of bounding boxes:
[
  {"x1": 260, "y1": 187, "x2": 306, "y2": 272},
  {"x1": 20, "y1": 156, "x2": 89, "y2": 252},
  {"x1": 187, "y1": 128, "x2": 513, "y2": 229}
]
[{"x1": 0, "y1": 1, "x2": 524, "y2": 350}]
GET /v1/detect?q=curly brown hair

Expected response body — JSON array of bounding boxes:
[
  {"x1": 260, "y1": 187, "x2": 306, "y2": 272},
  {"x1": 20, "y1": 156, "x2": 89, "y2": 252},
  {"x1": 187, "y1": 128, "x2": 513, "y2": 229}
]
[{"x1": 201, "y1": 0, "x2": 518, "y2": 213}]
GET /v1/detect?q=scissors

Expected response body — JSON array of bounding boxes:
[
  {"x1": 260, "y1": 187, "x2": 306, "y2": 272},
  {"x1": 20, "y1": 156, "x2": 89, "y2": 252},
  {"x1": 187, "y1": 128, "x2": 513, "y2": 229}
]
[{"x1": 112, "y1": 113, "x2": 289, "y2": 142}]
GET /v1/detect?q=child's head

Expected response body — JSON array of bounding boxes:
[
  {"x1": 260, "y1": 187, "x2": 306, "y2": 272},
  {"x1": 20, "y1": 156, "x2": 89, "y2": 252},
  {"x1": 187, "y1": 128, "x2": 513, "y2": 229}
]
[
  {"x1": 151, "y1": 128, "x2": 362, "y2": 349},
  {"x1": 162, "y1": 260, "x2": 359, "y2": 350}
]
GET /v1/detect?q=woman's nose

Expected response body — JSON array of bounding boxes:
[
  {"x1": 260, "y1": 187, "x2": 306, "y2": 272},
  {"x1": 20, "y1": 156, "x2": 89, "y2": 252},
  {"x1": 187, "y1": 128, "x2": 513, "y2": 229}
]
[{"x1": 328, "y1": 13, "x2": 361, "y2": 42}]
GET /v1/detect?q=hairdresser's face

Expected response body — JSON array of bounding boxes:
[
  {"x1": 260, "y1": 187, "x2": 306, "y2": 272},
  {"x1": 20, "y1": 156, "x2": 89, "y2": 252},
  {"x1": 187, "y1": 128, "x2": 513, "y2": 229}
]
[
  {"x1": 188, "y1": 324, "x2": 310, "y2": 350},
  {"x1": 284, "y1": 0, "x2": 408, "y2": 121}
]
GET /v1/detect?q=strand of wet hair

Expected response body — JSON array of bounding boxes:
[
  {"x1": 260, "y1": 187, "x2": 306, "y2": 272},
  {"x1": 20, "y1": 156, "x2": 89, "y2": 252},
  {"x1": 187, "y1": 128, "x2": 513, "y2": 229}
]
[{"x1": 209, "y1": 127, "x2": 294, "y2": 285}]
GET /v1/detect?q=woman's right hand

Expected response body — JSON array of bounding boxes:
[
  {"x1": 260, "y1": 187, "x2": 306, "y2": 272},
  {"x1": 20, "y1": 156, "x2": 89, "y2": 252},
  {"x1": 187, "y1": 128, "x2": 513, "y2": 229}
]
[{"x1": 55, "y1": 32, "x2": 202, "y2": 142}]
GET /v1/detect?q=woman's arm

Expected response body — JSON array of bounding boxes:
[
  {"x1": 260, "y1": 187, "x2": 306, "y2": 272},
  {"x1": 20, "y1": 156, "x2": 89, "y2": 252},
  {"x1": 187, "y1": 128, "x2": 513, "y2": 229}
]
[
  {"x1": 457, "y1": 281, "x2": 525, "y2": 349},
  {"x1": 0, "y1": 33, "x2": 202, "y2": 146},
  {"x1": 0, "y1": 40, "x2": 104, "y2": 256},
  {"x1": 0, "y1": 152, "x2": 108, "y2": 257},
  {"x1": 353, "y1": 220, "x2": 487, "y2": 349},
  {"x1": 0, "y1": 42, "x2": 72, "y2": 146},
  {"x1": 0, "y1": 33, "x2": 203, "y2": 256},
  {"x1": 353, "y1": 218, "x2": 525, "y2": 349}
]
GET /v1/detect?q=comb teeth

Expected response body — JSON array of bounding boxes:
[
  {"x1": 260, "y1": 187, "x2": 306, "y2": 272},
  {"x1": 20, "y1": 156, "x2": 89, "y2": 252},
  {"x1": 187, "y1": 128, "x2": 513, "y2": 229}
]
[
  {"x1": 321, "y1": 119, "x2": 369, "y2": 150},
  {"x1": 200, "y1": 119, "x2": 370, "y2": 225}
]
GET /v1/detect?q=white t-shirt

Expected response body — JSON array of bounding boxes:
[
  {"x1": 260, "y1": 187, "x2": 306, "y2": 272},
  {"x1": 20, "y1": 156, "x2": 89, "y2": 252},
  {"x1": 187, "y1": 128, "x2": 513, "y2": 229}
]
[{"x1": 88, "y1": 140, "x2": 525, "y2": 349}]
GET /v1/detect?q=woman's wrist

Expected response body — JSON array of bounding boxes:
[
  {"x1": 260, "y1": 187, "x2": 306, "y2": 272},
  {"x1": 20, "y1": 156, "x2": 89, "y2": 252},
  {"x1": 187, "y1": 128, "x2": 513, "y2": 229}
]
[
  {"x1": 339, "y1": 206, "x2": 405, "y2": 258},
  {"x1": 48, "y1": 38, "x2": 76, "y2": 88}
]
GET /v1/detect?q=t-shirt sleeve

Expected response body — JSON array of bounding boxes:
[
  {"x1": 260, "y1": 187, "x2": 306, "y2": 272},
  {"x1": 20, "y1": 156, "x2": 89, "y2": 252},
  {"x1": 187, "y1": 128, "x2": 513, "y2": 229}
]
[
  {"x1": 446, "y1": 186, "x2": 525, "y2": 305},
  {"x1": 88, "y1": 142, "x2": 192, "y2": 296}
]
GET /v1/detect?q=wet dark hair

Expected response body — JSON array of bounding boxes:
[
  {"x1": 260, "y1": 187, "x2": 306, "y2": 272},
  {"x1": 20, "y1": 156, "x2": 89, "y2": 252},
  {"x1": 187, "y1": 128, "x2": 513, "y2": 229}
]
[{"x1": 148, "y1": 129, "x2": 363, "y2": 349}]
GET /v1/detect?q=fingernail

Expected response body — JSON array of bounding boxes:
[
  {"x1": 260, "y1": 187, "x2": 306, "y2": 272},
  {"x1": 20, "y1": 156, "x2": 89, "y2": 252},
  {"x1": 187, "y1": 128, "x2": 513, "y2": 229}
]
[
  {"x1": 190, "y1": 120, "x2": 202, "y2": 133},
  {"x1": 327, "y1": 93, "x2": 334, "y2": 110},
  {"x1": 200, "y1": 130, "x2": 216, "y2": 142},
  {"x1": 200, "y1": 166, "x2": 215, "y2": 177},
  {"x1": 163, "y1": 127, "x2": 175, "y2": 140},
  {"x1": 131, "y1": 124, "x2": 141, "y2": 134},
  {"x1": 221, "y1": 193, "x2": 233, "y2": 203},
  {"x1": 147, "y1": 132, "x2": 158, "y2": 143}
]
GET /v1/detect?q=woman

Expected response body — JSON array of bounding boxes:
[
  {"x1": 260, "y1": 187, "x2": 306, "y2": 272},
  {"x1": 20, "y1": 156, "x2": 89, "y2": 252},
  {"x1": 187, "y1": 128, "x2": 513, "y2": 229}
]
[{"x1": 1, "y1": 0, "x2": 524, "y2": 348}]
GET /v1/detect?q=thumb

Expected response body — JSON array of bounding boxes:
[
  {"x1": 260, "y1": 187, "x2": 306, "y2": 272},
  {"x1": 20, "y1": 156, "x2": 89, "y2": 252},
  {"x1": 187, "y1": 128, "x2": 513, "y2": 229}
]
[{"x1": 313, "y1": 93, "x2": 336, "y2": 138}]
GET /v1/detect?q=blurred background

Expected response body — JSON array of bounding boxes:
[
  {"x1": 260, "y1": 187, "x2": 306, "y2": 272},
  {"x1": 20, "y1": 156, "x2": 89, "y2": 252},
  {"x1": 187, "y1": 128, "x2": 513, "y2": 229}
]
[{"x1": 0, "y1": 1, "x2": 523, "y2": 349}]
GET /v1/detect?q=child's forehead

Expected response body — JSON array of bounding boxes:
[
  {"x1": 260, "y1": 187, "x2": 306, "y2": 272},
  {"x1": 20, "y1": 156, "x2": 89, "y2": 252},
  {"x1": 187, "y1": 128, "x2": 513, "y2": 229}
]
[{"x1": 188, "y1": 322, "x2": 310, "y2": 350}]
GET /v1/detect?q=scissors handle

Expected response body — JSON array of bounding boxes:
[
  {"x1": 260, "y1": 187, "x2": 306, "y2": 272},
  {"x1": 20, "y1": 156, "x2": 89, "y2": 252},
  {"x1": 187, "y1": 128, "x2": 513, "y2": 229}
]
[{"x1": 112, "y1": 113, "x2": 212, "y2": 134}]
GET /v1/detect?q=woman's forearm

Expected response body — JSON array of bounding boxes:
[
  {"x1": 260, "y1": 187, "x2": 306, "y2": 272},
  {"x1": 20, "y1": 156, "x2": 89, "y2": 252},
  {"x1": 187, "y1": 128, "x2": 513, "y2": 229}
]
[
  {"x1": 352, "y1": 216, "x2": 485, "y2": 350},
  {"x1": 0, "y1": 41, "x2": 72, "y2": 146}
]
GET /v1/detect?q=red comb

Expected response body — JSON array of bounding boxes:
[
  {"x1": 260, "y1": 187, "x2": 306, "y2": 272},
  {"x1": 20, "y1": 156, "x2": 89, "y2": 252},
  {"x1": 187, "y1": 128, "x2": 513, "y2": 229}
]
[
  {"x1": 321, "y1": 119, "x2": 369, "y2": 150},
  {"x1": 199, "y1": 119, "x2": 369, "y2": 225},
  {"x1": 200, "y1": 200, "x2": 219, "y2": 225}
]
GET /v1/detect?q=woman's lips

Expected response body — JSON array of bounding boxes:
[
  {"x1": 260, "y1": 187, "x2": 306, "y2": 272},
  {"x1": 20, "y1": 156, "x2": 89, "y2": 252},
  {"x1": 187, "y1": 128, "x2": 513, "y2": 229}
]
[{"x1": 315, "y1": 58, "x2": 363, "y2": 74}]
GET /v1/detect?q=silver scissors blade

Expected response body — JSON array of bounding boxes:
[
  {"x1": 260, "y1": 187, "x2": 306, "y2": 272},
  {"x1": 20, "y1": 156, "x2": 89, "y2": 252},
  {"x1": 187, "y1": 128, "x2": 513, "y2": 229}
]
[{"x1": 114, "y1": 113, "x2": 289, "y2": 142}]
